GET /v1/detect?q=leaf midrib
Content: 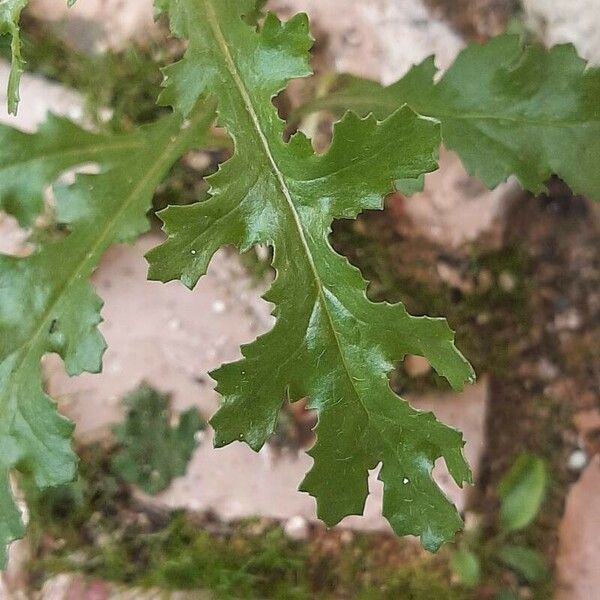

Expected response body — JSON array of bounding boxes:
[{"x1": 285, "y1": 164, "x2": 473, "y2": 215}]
[{"x1": 202, "y1": 0, "x2": 371, "y2": 422}]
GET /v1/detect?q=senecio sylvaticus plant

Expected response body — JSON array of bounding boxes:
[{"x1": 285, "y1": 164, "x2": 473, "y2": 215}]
[{"x1": 0, "y1": 0, "x2": 598, "y2": 564}]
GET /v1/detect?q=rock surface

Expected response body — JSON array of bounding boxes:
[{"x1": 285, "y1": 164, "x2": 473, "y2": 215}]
[
  {"x1": 46, "y1": 234, "x2": 273, "y2": 440},
  {"x1": 38, "y1": 573, "x2": 209, "y2": 600},
  {"x1": 270, "y1": 0, "x2": 464, "y2": 82},
  {"x1": 405, "y1": 150, "x2": 518, "y2": 248},
  {"x1": 0, "y1": 61, "x2": 83, "y2": 131},
  {"x1": 28, "y1": 0, "x2": 157, "y2": 52},
  {"x1": 523, "y1": 0, "x2": 600, "y2": 65},
  {"x1": 555, "y1": 458, "x2": 600, "y2": 600}
]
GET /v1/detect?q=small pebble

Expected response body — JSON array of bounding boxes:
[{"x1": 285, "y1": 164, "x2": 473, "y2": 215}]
[
  {"x1": 499, "y1": 270, "x2": 517, "y2": 292},
  {"x1": 212, "y1": 300, "x2": 226, "y2": 314},
  {"x1": 554, "y1": 309, "x2": 582, "y2": 331},
  {"x1": 404, "y1": 355, "x2": 431, "y2": 378},
  {"x1": 567, "y1": 449, "x2": 588, "y2": 472},
  {"x1": 284, "y1": 516, "x2": 309, "y2": 541},
  {"x1": 537, "y1": 358, "x2": 558, "y2": 381}
]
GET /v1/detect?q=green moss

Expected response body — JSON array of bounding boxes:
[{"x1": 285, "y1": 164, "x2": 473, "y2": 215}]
[{"x1": 25, "y1": 447, "x2": 470, "y2": 599}]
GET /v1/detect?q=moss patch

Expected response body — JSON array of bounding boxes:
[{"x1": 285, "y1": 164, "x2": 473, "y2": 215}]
[{"x1": 25, "y1": 446, "x2": 469, "y2": 600}]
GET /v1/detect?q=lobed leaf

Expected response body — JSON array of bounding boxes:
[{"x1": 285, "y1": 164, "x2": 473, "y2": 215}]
[
  {"x1": 0, "y1": 102, "x2": 215, "y2": 564},
  {"x1": 149, "y1": 0, "x2": 474, "y2": 550},
  {"x1": 300, "y1": 35, "x2": 600, "y2": 200}
]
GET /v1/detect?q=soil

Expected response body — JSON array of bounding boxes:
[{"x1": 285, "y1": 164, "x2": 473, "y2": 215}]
[{"x1": 477, "y1": 183, "x2": 599, "y2": 539}]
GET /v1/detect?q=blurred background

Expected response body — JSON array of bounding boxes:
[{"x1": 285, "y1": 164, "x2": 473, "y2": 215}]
[{"x1": 0, "y1": 0, "x2": 598, "y2": 598}]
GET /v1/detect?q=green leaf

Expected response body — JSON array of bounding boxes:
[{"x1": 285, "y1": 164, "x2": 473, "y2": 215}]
[
  {"x1": 300, "y1": 35, "x2": 600, "y2": 200},
  {"x1": 149, "y1": 0, "x2": 474, "y2": 551},
  {"x1": 497, "y1": 545, "x2": 548, "y2": 583},
  {"x1": 451, "y1": 548, "x2": 481, "y2": 587},
  {"x1": 498, "y1": 454, "x2": 547, "y2": 532},
  {"x1": 0, "y1": 103, "x2": 215, "y2": 565},
  {"x1": 112, "y1": 385, "x2": 204, "y2": 495},
  {"x1": 0, "y1": 0, "x2": 27, "y2": 115}
]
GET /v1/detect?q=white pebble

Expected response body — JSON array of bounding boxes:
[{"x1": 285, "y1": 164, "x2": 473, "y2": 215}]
[
  {"x1": 212, "y1": 300, "x2": 226, "y2": 314},
  {"x1": 568, "y1": 449, "x2": 588, "y2": 472},
  {"x1": 168, "y1": 318, "x2": 182, "y2": 331},
  {"x1": 284, "y1": 516, "x2": 309, "y2": 541}
]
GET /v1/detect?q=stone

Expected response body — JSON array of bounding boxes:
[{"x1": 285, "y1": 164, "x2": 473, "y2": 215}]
[
  {"x1": 46, "y1": 233, "x2": 274, "y2": 439},
  {"x1": 38, "y1": 573, "x2": 210, "y2": 599},
  {"x1": 0, "y1": 61, "x2": 84, "y2": 132},
  {"x1": 404, "y1": 355, "x2": 433, "y2": 378},
  {"x1": 404, "y1": 149, "x2": 517, "y2": 248},
  {"x1": 536, "y1": 358, "x2": 558, "y2": 381},
  {"x1": 28, "y1": 0, "x2": 158, "y2": 53},
  {"x1": 271, "y1": 0, "x2": 463, "y2": 82},
  {"x1": 284, "y1": 516, "x2": 310, "y2": 541},
  {"x1": 567, "y1": 449, "x2": 588, "y2": 473},
  {"x1": 498, "y1": 270, "x2": 516, "y2": 293},
  {"x1": 556, "y1": 457, "x2": 600, "y2": 600},
  {"x1": 523, "y1": 0, "x2": 600, "y2": 65},
  {"x1": 554, "y1": 309, "x2": 583, "y2": 332}
]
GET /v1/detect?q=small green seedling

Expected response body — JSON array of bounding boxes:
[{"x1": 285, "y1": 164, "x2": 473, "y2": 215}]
[
  {"x1": 112, "y1": 384, "x2": 204, "y2": 495},
  {"x1": 451, "y1": 454, "x2": 548, "y2": 593}
]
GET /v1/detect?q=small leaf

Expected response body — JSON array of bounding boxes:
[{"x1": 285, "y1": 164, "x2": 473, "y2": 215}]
[
  {"x1": 112, "y1": 385, "x2": 204, "y2": 495},
  {"x1": 497, "y1": 545, "x2": 548, "y2": 583},
  {"x1": 498, "y1": 454, "x2": 547, "y2": 532},
  {"x1": 300, "y1": 36, "x2": 600, "y2": 201},
  {"x1": 451, "y1": 548, "x2": 481, "y2": 587}
]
